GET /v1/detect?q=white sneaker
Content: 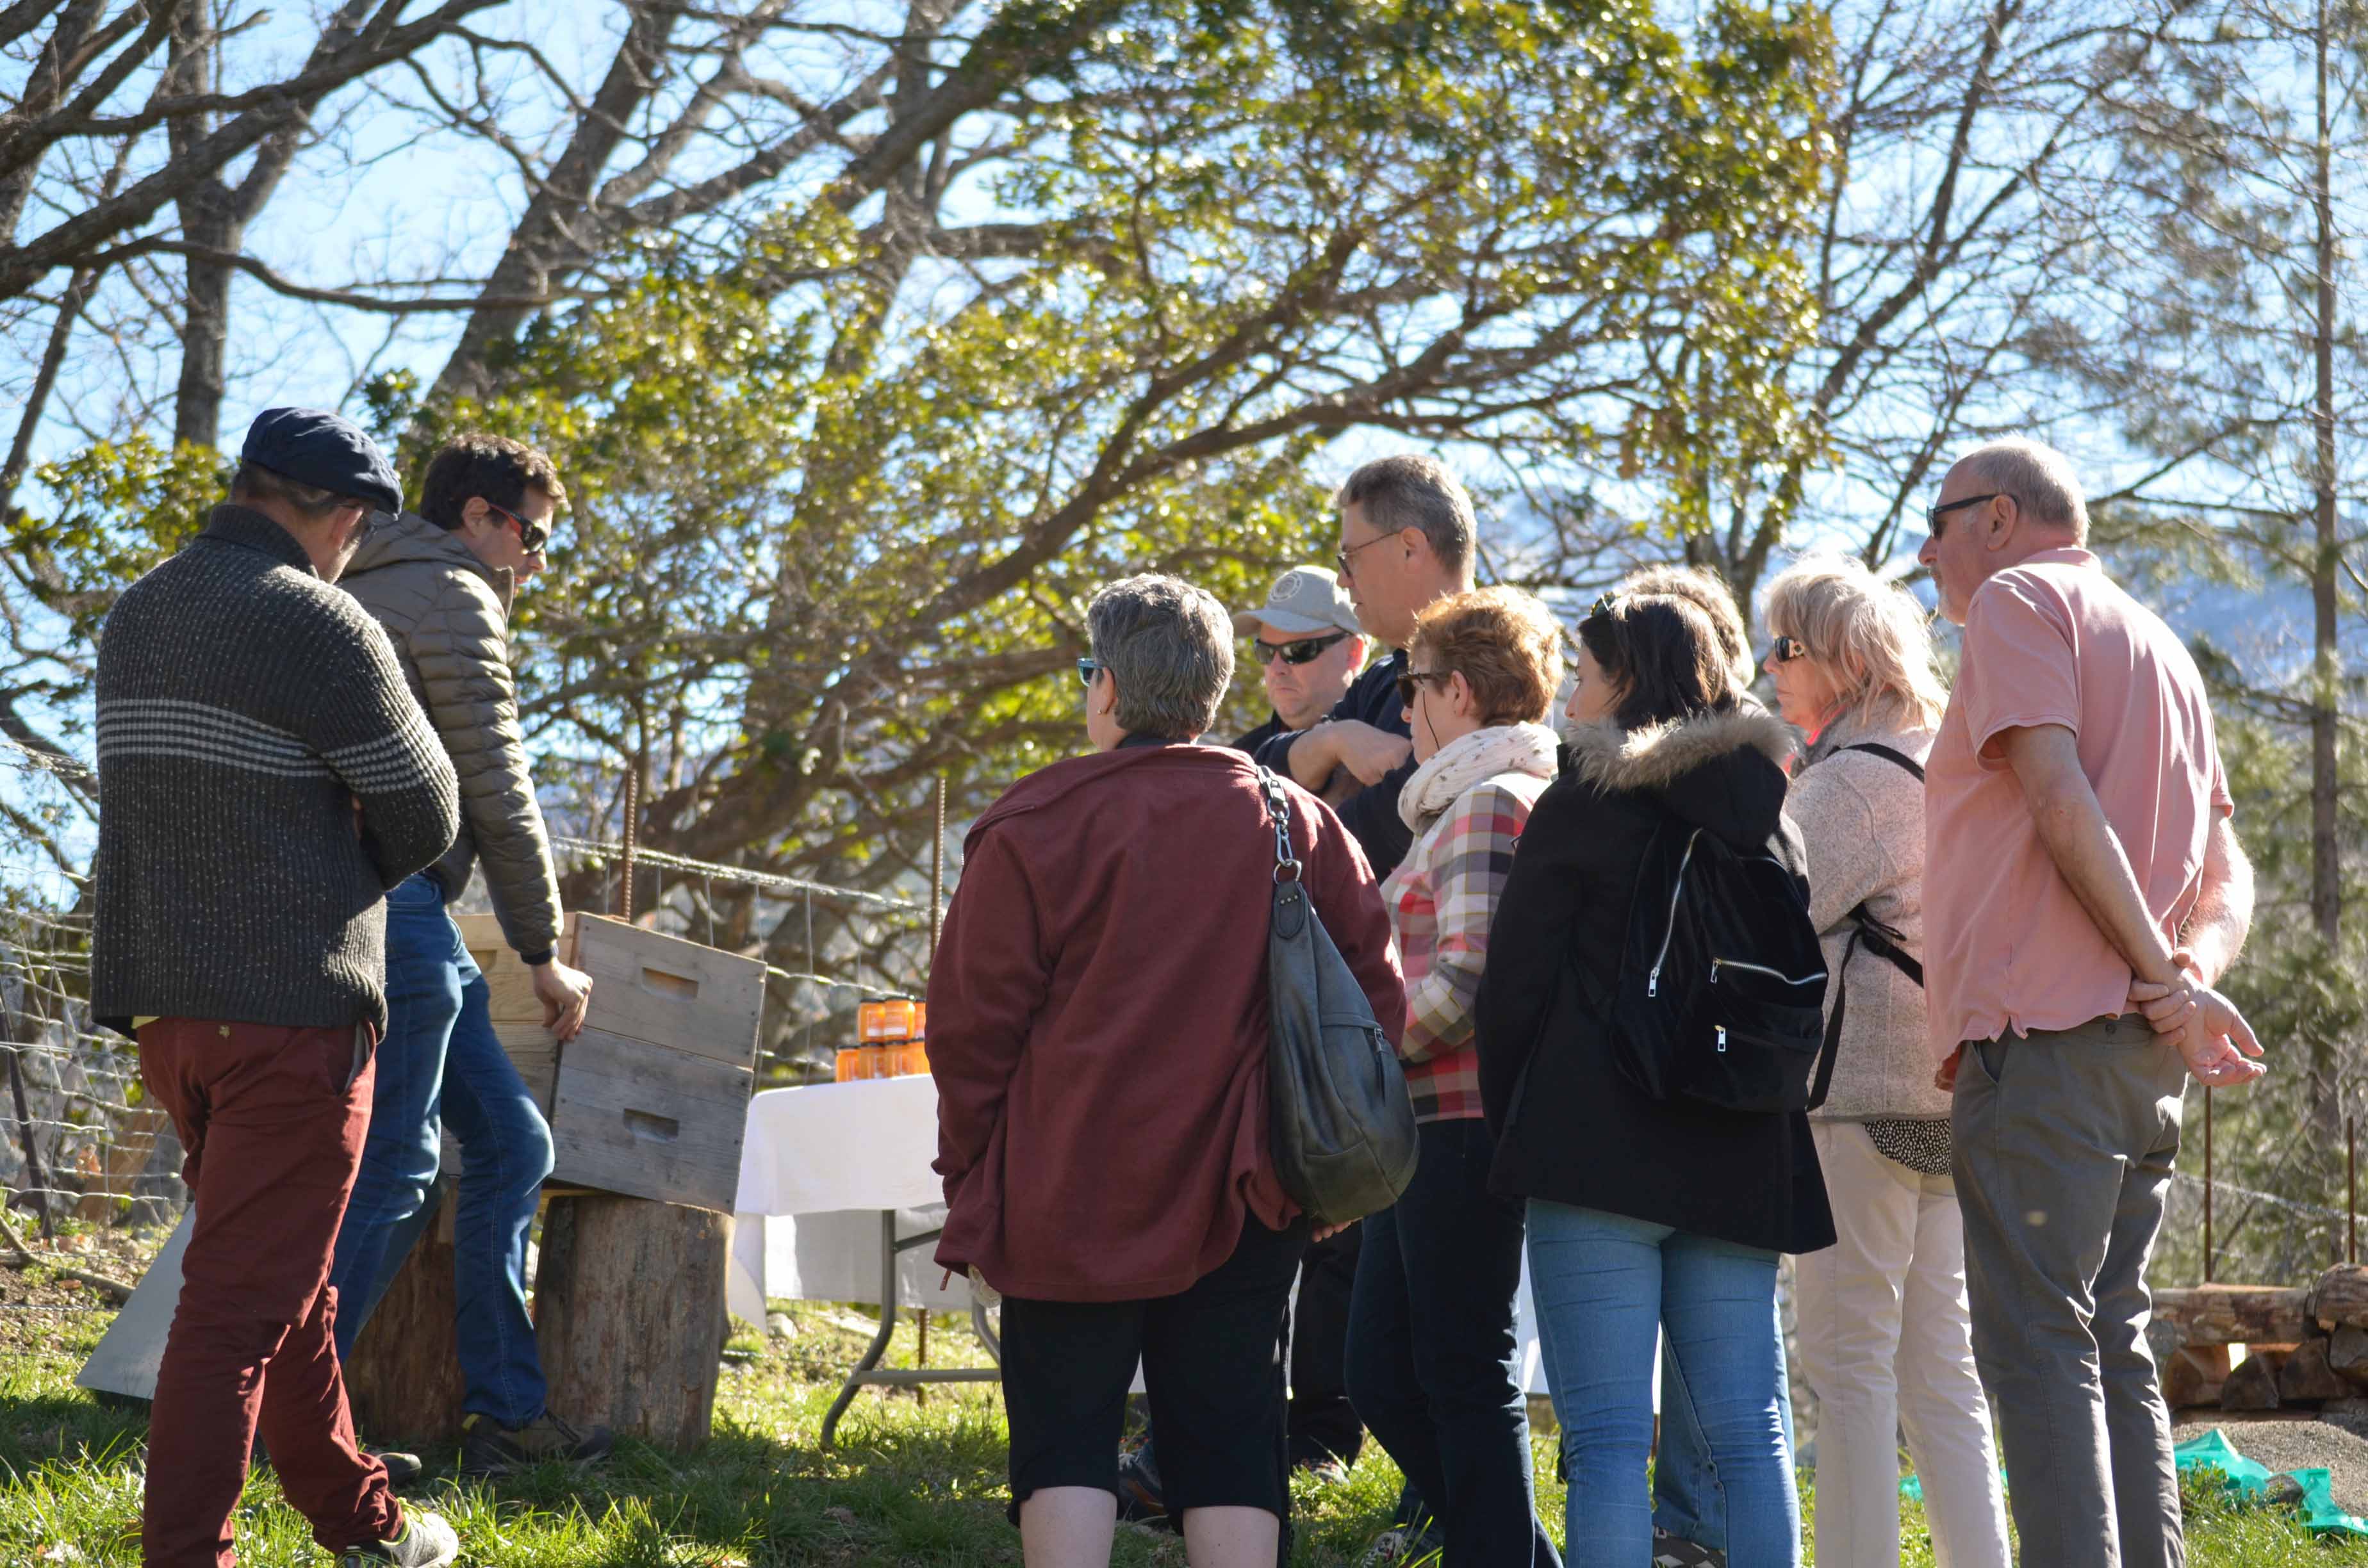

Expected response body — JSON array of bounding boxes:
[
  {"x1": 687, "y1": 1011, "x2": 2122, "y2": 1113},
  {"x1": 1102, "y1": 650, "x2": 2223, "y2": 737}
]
[{"x1": 336, "y1": 1507, "x2": 459, "y2": 1567}]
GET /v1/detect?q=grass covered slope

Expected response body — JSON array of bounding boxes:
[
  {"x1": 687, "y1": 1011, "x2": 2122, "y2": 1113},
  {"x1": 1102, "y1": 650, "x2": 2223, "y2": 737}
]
[{"x1": 1, "y1": 1303, "x2": 2363, "y2": 1565}]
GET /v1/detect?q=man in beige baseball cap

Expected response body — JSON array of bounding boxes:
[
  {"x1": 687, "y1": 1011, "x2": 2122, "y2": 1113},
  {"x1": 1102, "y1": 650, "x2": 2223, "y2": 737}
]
[{"x1": 1228, "y1": 566, "x2": 1368, "y2": 756}]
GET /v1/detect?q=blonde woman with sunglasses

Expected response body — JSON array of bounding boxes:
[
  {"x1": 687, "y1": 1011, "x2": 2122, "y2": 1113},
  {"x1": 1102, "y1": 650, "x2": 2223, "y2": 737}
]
[{"x1": 1761, "y1": 556, "x2": 2009, "y2": 1568}]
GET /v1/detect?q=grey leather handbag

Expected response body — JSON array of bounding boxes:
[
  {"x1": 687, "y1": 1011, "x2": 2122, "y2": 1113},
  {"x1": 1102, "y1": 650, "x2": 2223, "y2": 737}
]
[{"x1": 1258, "y1": 768, "x2": 1420, "y2": 1226}]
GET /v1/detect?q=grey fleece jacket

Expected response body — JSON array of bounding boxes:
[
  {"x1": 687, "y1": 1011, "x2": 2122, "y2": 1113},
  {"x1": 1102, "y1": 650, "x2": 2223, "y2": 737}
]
[
  {"x1": 1791, "y1": 707, "x2": 1950, "y2": 1122},
  {"x1": 336, "y1": 510, "x2": 564, "y2": 962}
]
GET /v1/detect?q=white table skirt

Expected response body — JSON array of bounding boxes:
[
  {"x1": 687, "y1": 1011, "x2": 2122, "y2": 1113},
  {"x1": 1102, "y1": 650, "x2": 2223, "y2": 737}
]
[{"x1": 726, "y1": 1076, "x2": 1549, "y2": 1394}]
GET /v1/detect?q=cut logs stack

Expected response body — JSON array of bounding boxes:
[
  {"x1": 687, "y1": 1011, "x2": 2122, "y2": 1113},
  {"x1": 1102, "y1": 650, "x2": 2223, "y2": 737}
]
[{"x1": 2153, "y1": 1268, "x2": 2368, "y2": 1414}]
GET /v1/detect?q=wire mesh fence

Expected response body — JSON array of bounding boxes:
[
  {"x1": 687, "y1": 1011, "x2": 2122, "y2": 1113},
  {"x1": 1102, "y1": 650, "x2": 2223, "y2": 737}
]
[
  {"x1": 0, "y1": 735, "x2": 183, "y2": 1243},
  {"x1": 0, "y1": 735, "x2": 951, "y2": 1247}
]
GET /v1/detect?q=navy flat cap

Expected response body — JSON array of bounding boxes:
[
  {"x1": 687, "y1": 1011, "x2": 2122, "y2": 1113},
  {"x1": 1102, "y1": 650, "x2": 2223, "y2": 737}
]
[{"x1": 240, "y1": 407, "x2": 402, "y2": 514}]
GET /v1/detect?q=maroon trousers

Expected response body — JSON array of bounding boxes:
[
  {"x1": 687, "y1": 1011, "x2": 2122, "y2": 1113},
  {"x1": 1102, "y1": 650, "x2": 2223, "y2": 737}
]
[{"x1": 137, "y1": 1018, "x2": 402, "y2": 1567}]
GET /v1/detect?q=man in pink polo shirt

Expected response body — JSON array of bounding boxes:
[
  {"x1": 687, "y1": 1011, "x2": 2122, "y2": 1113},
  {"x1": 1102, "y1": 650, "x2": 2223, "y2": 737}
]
[{"x1": 1921, "y1": 437, "x2": 2262, "y2": 1568}]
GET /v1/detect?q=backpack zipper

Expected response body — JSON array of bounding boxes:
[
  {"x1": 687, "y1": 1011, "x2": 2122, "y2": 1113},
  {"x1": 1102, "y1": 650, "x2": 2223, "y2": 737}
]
[
  {"x1": 1710, "y1": 958, "x2": 1829, "y2": 988},
  {"x1": 1647, "y1": 830, "x2": 1702, "y2": 998}
]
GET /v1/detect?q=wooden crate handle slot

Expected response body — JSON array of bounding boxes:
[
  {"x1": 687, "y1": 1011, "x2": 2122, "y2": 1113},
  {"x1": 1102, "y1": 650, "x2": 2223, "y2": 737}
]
[
  {"x1": 623, "y1": 1108, "x2": 682, "y2": 1143},
  {"x1": 639, "y1": 966, "x2": 700, "y2": 1001}
]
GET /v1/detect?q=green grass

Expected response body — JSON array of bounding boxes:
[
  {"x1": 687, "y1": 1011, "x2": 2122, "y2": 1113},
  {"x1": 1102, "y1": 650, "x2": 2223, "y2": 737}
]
[{"x1": 1, "y1": 1304, "x2": 2364, "y2": 1564}]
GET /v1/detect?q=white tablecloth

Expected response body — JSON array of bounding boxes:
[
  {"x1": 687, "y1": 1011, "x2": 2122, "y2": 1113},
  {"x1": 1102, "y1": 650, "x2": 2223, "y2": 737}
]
[
  {"x1": 726, "y1": 1075, "x2": 1548, "y2": 1395},
  {"x1": 728, "y1": 1075, "x2": 971, "y2": 1327}
]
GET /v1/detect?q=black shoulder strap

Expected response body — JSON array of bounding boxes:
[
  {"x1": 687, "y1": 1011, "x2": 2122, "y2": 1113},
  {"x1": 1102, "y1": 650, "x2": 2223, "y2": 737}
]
[
  {"x1": 1841, "y1": 740, "x2": 1925, "y2": 781},
  {"x1": 1852, "y1": 908, "x2": 1923, "y2": 988}
]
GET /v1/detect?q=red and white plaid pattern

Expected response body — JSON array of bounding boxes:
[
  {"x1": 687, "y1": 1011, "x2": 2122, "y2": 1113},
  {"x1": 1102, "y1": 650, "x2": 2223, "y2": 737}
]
[{"x1": 1382, "y1": 774, "x2": 1547, "y2": 1123}]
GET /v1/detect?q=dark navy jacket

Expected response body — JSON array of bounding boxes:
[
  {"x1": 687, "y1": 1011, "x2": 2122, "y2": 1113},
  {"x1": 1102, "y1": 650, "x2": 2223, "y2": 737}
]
[{"x1": 1253, "y1": 648, "x2": 1415, "y2": 876}]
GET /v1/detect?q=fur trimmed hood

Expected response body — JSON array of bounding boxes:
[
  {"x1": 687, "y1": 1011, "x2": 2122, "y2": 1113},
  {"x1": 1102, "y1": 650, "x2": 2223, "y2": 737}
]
[{"x1": 1559, "y1": 706, "x2": 1796, "y2": 845}]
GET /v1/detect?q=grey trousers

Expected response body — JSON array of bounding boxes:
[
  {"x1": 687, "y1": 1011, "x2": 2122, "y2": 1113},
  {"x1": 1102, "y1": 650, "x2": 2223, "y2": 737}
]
[{"x1": 1952, "y1": 1014, "x2": 2187, "y2": 1568}]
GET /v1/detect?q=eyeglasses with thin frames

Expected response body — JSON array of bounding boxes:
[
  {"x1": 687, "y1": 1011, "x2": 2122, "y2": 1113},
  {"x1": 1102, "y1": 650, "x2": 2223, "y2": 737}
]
[
  {"x1": 1336, "y1": 531, "x2": 1399, "y2": 579},
  {"x1": 1394, "y1": 668, "x2": 1450, "y2": 707}
]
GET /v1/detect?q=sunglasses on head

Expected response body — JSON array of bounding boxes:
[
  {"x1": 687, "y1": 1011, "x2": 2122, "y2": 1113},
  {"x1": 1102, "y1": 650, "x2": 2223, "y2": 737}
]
[
  {"x1": 484, "y1": 500, "x2": 550, "y2": 554},
  {"x1": 1251, "y1": 630, "x2": 1350, "y2": 667}
]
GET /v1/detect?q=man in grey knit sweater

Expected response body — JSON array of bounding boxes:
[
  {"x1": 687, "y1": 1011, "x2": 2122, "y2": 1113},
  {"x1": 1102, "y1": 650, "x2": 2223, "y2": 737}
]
[{"x1": 95, "y1": 407, "x2": 463, "y2": 1568}]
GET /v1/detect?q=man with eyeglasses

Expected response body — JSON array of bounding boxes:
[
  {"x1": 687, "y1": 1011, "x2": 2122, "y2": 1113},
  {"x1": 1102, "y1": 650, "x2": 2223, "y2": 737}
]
[
  {"x1": 1228, "y1": 568, "x2": 1369, "y2": 758},
  {"x1": 1252, "y1": 455, "x2": 1479, "y2": 879},
  {"x1": 1920, "y1": 436, "x2": 2260, "y2": 1568},
  {"x1": 328, "y1": 432, "x2": 613, "y2": 1482}
]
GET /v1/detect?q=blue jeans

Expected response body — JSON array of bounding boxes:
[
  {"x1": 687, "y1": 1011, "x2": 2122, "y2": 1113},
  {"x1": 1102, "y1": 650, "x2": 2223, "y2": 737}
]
[
  {"x1": 328, "y1": 873, "x2": 555, "y2": 1426},
  {"x1": 1345, "y1": 1118, "x2": 1559, "y2": 1567},
  {"x1": 1527, "y1": 1202, "x2": 1800, "y2": 1567},
  {"x1": 1651, "y1": 1294, "x2": 1796, "y2": 1551}
]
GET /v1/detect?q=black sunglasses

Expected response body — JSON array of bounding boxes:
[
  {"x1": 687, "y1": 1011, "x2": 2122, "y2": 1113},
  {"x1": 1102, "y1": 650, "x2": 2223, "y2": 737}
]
[
  {"x1": 1925, "y1": 491, "x2": 2002, "y2": 537},
  {"x1": 1076, "y1": 657, "x2": 1103, "y2": 687},
  {"x1": 484, "y1": 500, "x2": 550, "y2": 553},
  {"x1": 1394, "y1": 668, "x2": 1450, "y2": 706},
  {"x1": 1765, "y1": 635, "x2": 1807, "y2": 665},
  {"x1": 1251, "y1": 631, "x2": 1351, "y2": 667}
]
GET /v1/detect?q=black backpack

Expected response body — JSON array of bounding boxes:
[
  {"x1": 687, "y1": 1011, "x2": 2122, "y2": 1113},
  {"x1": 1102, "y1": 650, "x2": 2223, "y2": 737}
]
[{"x1": 1586, "y1": 812, "x2": 1832, "y2": 1114}]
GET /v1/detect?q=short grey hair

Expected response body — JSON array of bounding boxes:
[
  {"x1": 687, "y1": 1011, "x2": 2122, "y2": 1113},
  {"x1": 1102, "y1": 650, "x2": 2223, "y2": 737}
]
[
  {"x1": 229, "y1": 461, "x2": 358, "y2": 519},
  {"x1": 1954, "y1": 437, "x2": 2088, "y2": 541},
  {"x1": 1336, "y1": 453, "x2": 1475, "y2": 574},
  {"x1": 1087, "y1": 573, "x2": 1235, "y2": 740}
]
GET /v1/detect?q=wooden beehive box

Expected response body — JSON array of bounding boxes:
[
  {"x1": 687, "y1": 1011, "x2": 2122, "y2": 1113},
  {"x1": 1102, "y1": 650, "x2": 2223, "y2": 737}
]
[{"x1": 452, "y1": 912, "x2": 766, "y2": 1213}]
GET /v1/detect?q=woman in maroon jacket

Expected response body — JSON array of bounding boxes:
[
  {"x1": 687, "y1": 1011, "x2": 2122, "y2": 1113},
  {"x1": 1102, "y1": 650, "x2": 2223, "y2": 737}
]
[{"x1": 930, "y1": 573, "x2": 1406, "y2": 1568}]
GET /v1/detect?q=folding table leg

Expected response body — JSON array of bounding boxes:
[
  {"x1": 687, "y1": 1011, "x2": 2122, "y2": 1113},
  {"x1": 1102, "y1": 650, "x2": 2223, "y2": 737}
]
[{"x1": 819, "y1": 1210, "x2": 902, "y2": 1449}]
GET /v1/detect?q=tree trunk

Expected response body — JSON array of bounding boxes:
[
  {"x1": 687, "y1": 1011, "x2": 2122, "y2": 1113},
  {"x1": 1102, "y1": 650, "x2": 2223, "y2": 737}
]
[
  {"x1": 173, "y1": 216, "x2": 233, "y2": 450},
  {"x1": 534, "y1": 1195, "x2": 727, "y2": 1451},
  {"x1": 2310, "y1": 0, "x2": 2343, "y2": 947},
  {"x1": 343, "y1": 1188, "x2": 466, "y2": 1444}
]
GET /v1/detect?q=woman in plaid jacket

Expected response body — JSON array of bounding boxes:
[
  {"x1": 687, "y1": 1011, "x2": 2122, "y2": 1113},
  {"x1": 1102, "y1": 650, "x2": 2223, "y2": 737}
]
[{"x1": 1344, "y1": 587, "x2": 1565, "y2": 1568}]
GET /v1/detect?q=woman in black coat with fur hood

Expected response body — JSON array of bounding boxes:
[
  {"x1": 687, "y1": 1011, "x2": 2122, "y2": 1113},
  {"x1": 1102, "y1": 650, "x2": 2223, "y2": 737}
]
[{"x1": 1476, "y1": 592, "x2": 1833, "y2": 1567}]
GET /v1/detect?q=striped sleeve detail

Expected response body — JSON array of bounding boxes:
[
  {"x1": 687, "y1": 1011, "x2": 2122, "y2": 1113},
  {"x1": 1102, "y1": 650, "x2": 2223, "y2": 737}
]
[
  {"x1": 322, "y1": 703, "x2": 445, "y2": 792},
  {"x1": 96, "y1": 698, "x2": 330, "y2": 780}
]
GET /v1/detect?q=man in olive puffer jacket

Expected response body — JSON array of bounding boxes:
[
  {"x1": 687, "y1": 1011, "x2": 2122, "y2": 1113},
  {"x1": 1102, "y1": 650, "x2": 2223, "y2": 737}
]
[{"x1": 327, "y1": 432, "x2": 611, "y2": 1479}]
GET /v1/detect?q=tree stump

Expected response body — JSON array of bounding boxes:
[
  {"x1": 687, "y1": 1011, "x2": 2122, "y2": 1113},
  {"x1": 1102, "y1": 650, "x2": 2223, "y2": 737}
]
[
  {"x1": 343, "y1": 1188, "x2": 465, "y2": 1443},
  {"x1": 2221, "y1": 1351, "x2": 2285, "y2": 1412},
  {"x1": 2281, "y1": 1337, "x2": 2352, "y2": 1403},
  {"x1": 535, "y1": 1195, "x2": 728, "y2": 1451}
]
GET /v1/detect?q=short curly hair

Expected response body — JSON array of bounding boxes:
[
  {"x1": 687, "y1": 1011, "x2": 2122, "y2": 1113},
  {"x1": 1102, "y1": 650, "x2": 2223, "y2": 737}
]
[
  {"x1": 1408, "y1": 587, "x2": 1565, "y2": 728},
  {"x1": 418, "y1": 432, "x2": 567, "y2": 532}
]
